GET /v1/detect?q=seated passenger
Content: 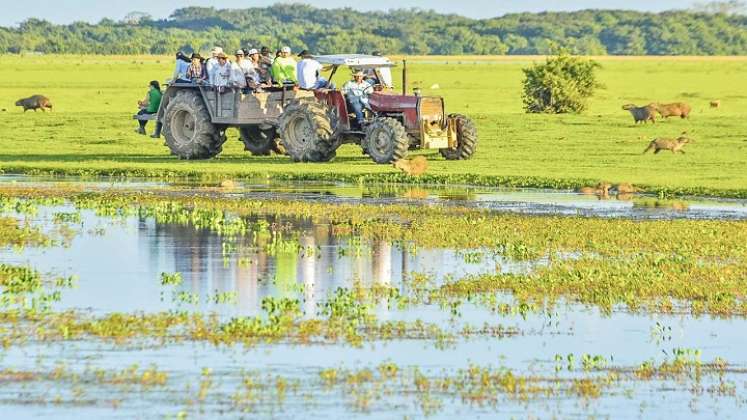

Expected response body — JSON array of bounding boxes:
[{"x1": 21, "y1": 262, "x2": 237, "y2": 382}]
[
  {"x1": 271, "y1": 46, "x2": 297, "y2": 86},
  {"x1": 185, "y1": 53, "x2": 207, "y2": 83},
  {"x1": 205, "y1": 47, "x2": 223, "y2": 78},
  {"x1": 172, "y1": 51, "x2": 191, "y2": 83},
  {"x1": 209, "y1": 53, "x2": 232, "y2": 90},
  {"x1": 258, "y1": 47, "x2": 274, "y2": 84},
  {"x1": 342, "y1": 70, "x2": 374, "y2": 127},
  {"x1": 135, "y1": 80, "x2": 162, "y2": 138},
  {"x1": 231, "y1": 50, "x2": 248, "y2": 89},
  {"x1": 245, "y1": 48, "x2": 267, "y2": 91},
  {"x1": 296, "y1": 50, "x2": 330, "y2": 89}
]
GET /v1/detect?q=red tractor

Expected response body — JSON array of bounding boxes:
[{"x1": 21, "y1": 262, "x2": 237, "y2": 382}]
[
  {"x1": 278, "y1": 54, "x2": 478, "y2": 163},
  {"x1": 153, "y1": 54, "x2": 477, "y2": 164}
]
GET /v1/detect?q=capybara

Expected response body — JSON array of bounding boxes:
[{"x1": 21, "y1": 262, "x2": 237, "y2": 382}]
[
  {"x1": 615, "y1": 183, "x2": 641, "y2": 194},
  {"x1": 15, "y1": 95, "x2": 53, "y2": 112},
  {"x1": 710, "y1": 100, "x2": 721, "y2": 109},
  {"x1": 643, "y1": 132, "x2": 692, "y2": 154},
  {"x1": 622, "y1": 103, "x2": 657, "y2": 124},
  {"x1": 654, "y1": 102, "x2": 691, "y2": 119},
  {"x1": 578, "y1": 182, "x2": 611, "y2": 197},
  {"x1": 394, "y1": 156, "x2": 428, "y2": 176}
]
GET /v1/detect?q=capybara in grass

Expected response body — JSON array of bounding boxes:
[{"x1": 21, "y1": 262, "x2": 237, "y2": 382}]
[
  {"x1": 654, "y1": 102, "x2": 691, "y2": 119},
  {"x1": 394, "y1": 156, "x2": 428, "y2": 176},
  {"x1": 643, "y1": 132, "x2": 692, "y2": 154},
  {"x1": 15, "y1": 95, "x2": 53, "y2": 112},
  {"x1": 622, "y1": 104, "x2": 657, "y2": 124},
  {"x1": 710, "y1": 100, "x2": 721, "y2": 109}
]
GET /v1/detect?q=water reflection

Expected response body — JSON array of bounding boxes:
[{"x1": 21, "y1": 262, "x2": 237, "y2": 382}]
[
  {"x1": 0, "y1": 207, "x2": 515, "y2": 316},
  {"x1": 2, "y1": 174, "x2": 746, "y2": 220}
]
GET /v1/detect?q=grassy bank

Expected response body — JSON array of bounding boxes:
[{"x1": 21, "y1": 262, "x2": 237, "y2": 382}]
[{"x1": 0, "y1": 55, "x2": 745, "y2": 197}]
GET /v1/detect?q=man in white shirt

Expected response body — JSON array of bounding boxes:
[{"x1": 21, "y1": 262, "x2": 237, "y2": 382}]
[
  {"x1": 209, "y1": 53, "x2": 233, "y2": 89},
  {"x1": 231, "y1": 50, "x2": 248, "y2": 88},
  {"x1": 342, "y1": 70, "x2": 374, "y2": 126},
  {"x1": 296, "y1": 50, "x2": 329, "y2": 89},
  {"x1": 205, "y1": 47, "x2": 223, "y2": 78}
]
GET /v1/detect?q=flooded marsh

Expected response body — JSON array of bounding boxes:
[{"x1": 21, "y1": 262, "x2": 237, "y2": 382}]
[{"x1": 1, "y1": 180, "x2": 746, "y2": 418}]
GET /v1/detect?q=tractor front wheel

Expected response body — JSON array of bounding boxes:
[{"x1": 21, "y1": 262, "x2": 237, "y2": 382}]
[
  {"x1": 163, "y1": 90, "x2": 223, "y2": 160},
  {"x1": 439, "y1": 114, "x2": 478, "y2": 160},
  {"x1": 364, "y1": 118, "x2": 409, "y2": 164}
]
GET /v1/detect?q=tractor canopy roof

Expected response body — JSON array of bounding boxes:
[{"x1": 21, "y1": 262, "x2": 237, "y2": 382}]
[{"x1": 314, "y1": 54, "x2": 395, "y2": 68}]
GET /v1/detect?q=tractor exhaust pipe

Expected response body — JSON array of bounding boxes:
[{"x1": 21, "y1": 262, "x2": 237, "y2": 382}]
[{"x1": 402, "y1": 59, "x2": 408, "y2": 96}]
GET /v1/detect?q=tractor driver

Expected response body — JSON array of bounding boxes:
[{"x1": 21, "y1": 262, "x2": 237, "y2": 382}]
[{"x1": 342, "y1": 70, "x2": 374, "y2": 128}]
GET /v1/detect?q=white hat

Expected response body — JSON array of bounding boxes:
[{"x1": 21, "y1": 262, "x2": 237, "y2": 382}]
[
  {"x1": 247, "y1": 48, "x2": 259, "y2": 55},
  {"x1": 281, "y1": 46, "x2": 291, "y2": 53},
  {"x1": 235, "y1": 49, "x2": 244, "y2": 55},
  {"x1": 211, "y1": 47, "x2": 224, "y2": 55}
]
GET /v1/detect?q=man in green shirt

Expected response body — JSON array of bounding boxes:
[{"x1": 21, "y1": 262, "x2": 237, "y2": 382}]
[
  {"x1": 135, "y1": 80, "x2": 163, "y2": 136},
  {"x1": 271, "y1": 46, "x2": 297, "y2": 85}
]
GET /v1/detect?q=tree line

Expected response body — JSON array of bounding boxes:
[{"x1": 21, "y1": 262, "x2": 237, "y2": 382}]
[{"x1": 2, "y1": 4, "x2": 747, "y2": 55}]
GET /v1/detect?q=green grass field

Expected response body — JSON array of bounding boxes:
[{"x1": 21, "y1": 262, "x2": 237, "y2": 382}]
[{"x1": 0, "y1": 55, "x2": 745, "y2": 197}]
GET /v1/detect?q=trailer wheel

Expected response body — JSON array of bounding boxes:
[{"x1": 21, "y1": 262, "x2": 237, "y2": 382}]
[
  {"x1": 163, "y1": 90, "x2": 223, "y2": 160},
  {"x1": 239, "y1": 126, "x2": 284, "y2": 156}
]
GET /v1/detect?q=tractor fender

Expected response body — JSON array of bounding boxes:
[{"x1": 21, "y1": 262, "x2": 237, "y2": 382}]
[
  {"x1": 314, "y1": 90, "x2": 349, "y2": 131},
  {"x1": 369, "y1": 93, "x2": 419, "y2": 131}
]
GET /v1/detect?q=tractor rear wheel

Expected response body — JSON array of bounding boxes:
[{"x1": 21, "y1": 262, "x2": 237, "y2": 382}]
[
  {"x1": 163, "y1": 90, "x2": 223, "y2": 160},
  {"x1": 239, "y1": 125, "x2": 284, "y2": 156},
  {"x1": 364, "y1": 118, "x2": 409, "y2": 164},
  {"x1": 278, "y1": 100, "x2": 340, "y2": 162},
  {"x1": 440, "y1": 114, "x2": 478, "y2": 160}
]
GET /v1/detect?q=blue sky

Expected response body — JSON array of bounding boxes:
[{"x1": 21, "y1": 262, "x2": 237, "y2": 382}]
[{"x1": 2, "y1": 0, "x2": 696, "y2": 26}]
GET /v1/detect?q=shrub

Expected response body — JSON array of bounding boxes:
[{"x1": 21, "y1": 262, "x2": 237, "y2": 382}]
[{"x1": 522, "y1": 53, "x2": 601, "y2": 114}]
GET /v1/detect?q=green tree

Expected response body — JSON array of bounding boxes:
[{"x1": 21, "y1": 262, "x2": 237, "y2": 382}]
[
  {"x1": 1, "y1": 7, "x2": 747, "y2": 56},
  {"x1": 521, "y1": 53, "x2": 601, "y2": 114}
]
